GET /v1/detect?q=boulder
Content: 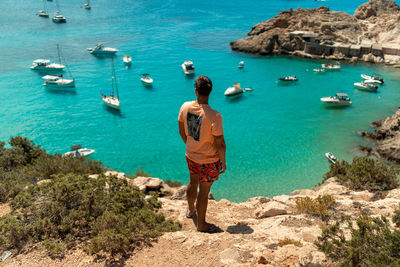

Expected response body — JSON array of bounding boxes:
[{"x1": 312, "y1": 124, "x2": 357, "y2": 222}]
[
  {"x1": 220, "y1": 248, "x2": 240, "y2": 265},
  {"x1": 255, "y1": 201, "x2": 288, "y2": 218}
]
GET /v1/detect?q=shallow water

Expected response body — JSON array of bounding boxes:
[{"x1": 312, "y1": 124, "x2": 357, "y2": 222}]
[{"x1": 1, "y1": 0, "x2": 400, "y2": 201}]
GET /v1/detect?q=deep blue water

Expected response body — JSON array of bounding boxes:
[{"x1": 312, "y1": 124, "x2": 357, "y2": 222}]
[{"x1": 1, "y1": 0, "x2": 400, "y2": 202}]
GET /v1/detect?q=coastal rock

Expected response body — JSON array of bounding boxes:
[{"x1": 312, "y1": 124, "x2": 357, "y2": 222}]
[
  {"x1": 220, "y1": 248, "x2": 241, "y2": 265},
  {"x1": 354, "y1": 0, "x2": 400, "y2": 19},
  {"x1": 254, "y1": 201, "x2": 288, "y2": 218}
]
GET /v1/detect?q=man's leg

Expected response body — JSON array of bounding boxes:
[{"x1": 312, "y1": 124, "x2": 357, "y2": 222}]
[
  {"x1": 196, "y1": 181, "x2": 213, "y2": 231},
  {"x1": 186, "y1": 172, "x2": 199, "y2": 216}
]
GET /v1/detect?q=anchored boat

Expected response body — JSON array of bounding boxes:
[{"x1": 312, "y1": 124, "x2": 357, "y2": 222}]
[
  {"x1": 325, "y1": 152, "x2": 337, "y2": 164},
  {"x1": 63, "y1": 145, "x2": 95, "y2": 157},
  {"x1": 224, "y1": 83, "x2": 244, "y2": 97},
  {"x1": 87, "y1": 43, "x2": 118, "y2": 56},
  {"x1": 101, "y1": 58, "x2": 120, "y2": 110},
  {"x1": 354, "y1": 82, "x2": 378, "y2": 92},
  {"x1": 181, "y1": 60, "x2": 195, "y2": 75},
  {"x1": 320, "y1": 93, "x2": 352, "y2": 107}
]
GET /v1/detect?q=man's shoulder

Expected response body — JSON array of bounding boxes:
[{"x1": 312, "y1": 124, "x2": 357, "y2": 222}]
[{"x1": 181, "y1": 100, "x2": 196, "y2": 109}]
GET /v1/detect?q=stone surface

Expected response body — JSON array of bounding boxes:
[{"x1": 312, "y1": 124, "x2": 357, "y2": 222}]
[{"x1": 254, "y1": 201, "x2": 288, "y2": 218}]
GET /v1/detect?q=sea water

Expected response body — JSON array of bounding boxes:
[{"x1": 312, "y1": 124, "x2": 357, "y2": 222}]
[{"x1": 1, "y1": 0, "x2": 400, "y2": 202}]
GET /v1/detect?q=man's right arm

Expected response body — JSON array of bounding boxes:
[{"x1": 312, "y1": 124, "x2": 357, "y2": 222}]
[
  {"x1": 214, "y1": 135, "x2": 226, "y2": 174},
  {"x1": 179, "y1": 121, "x2": 187, "y2": 144}
]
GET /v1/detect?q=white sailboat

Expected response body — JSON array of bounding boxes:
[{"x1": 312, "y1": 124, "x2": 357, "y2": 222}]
[
  {"x1": 52, "y1": 0, "x2": 66, "y2": 23},
  {"x1": 83, "y1": 0, "x2": 91, "y2": 9},
  {"x1": 43, "y1": 44, "x2": 75, "y2": 89},
  {"x1": 140, "y1": 73, "x2": 153, "y2": 86},
  {"x1": 101, "y1": 59, "x2": 120, "y2": 110}
]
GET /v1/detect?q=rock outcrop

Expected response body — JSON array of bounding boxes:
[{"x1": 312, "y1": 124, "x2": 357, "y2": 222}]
[
  {"x1": 3, "y1": 176, "x2": 400, "y2": 266},
  {"x1": 360, "y1": 107, "x2": 400, "y2": 163},
  {"x1": 230, "y1": 0, "x2": 400, "y2": 64}
]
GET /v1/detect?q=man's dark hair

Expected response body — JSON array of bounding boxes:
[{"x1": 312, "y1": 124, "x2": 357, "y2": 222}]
[{"x1": 195, "y1": 76, "x2": 212, "y2": 96}]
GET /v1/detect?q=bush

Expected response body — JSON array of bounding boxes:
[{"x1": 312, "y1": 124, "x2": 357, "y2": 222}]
[
  {"x1": 165, "y1": 179, "x2": 182, "y2": 188},
  {"x1": 316, "y1": 213, "x2": 400, "y2": 266},
  {"x1": 0, "y1": 173, "x2": 181, "y2": 255},
  {"x1": 278, "y1": 238, "x2": 301, "y2": 247},
  {"x1": 393, "y1": 204, "x2": 400, "y2": 227},
  {"x1": 295, "y1": 195, "x2": 336, "y2": 222},
  {"x1": 322, "y1": 157, "x2": 400, "y2": 191},
  {"x1": 0, "y1": 136, "x2": 105, "y2": 203}
]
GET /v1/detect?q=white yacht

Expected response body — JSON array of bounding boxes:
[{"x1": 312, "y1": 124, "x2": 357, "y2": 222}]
[
  {"x1": 363, "y1": 78, "x2": 383, "y2": 85},
  {"x1": 354, "y1": 82, "x2": 378, "y2": 92},
  {"x1": 101, "y1": 59, "x2": 120, "y2": 110},
  {"x1": 320, "y1": 93, "x2": 352, "y2": 106},
  {"x1": 83, "y1": 0, "x2": 91, "y2": 9},
  {"x1": 52, "y1": 11, "x2": 66, "y2": 23},
  {"x1": 123, "y1": 55, "x2": 132, "y2": 65},
  {"x1": 238, "y1": 61, "x2": 244, "y2": 68},
  {"x1": 30, "y1": 59, "x2": 65, "y2": 71},
  {"x1": 63, "y1": 145, "x2": 95, "y2": 157},
  {"x1": 322, "y1": 63, "x2": 341, "y2": 70},
  {"x1": 140, "y1": 73, "x2": 153, "y2": 86},
  {"x1": 224, "y1": 83, "x2": 244, "y2": 97},
  {"x1": 325, "y1": 152, "x2": 337, "y2": 164},
  {"x1": 43, "y1": 75, "x2": 75, "y2": 88},
  {"x1": 279, "y1": 76, "x2": 298, "y2": 82},
  {"x1": 181, "y1": 61, "x2": 195, "y2": 75},
  {"x1": 361, "y1": 74, "x2": 384, "y2": 84},
  {"x1": 38, "y1": 10, "x2": 49, "y2": 17},
  {"x1": 87, "y1": 43, "x2": 118, "y2": 55}
]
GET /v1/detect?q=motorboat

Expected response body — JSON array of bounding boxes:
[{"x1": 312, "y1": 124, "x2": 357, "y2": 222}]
[
  {"x1": 87, "y1": 43, "x2": 118, "y2": 55},
  {"x1": 140, "y1": 73, "x2": 153, "y2": 86},
  {"x1": 101, "y1": 58, "x2": 120, "y2": 110},
  {"x1": 322, "y1": 63, "x2": 341, "y2": 70},
  {"x1": 83, "y1": 0, "x2": 91, "y2": 9},
  {"x1": 63, "y1": 145, "x2": 95, "y2": 157},
  {"x1": 30, "y1": 59, "x2": 65, "y2": 71},
  {"x1": 52, "y1": 11, "x2": 66, "y2": 23},
  {"x1": 363, "y1": 78, "x2": 382, "y2": 85},
  {"x1": 224, "y1": 83, "x2": 244, "y2": 97},
  {"x1": 43, "y1": 75, "x2": 75, "y2": 88},
  {"x1": 313, "y1": 68, "x2": 325, "y2": 72},
  {"x1": 325, "y1": 152, "x2": 337, "y2": 164},
  {"x1": 238, "y1": 61, "x2": 244, "y2": 68},
  {"x1": 361, "y1": 74, "x2": 384, "y2": 84},
  {"x1": 279, "y1": 76, "x2": 298, "y2": 81},
  {"x1": 245, "y1": 87, "x2": 253, "y2": 91},
  {"x1": 354, "y1": 82, "x2": 378, "y2": 92},
  {"x1": 123, "y1": 55, "x2": 132, "y2": 65},
  {"x1": 320, "y1": 93, "x2": 352, "y2": 106},
  {"x1": 37, "y1": 10, "x2": 49, "y2": 17},
  {"x1": 181, "y1": 60, "x2": 195, "y2": 75}
]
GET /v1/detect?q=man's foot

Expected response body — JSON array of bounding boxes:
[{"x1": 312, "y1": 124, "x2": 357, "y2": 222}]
[
  {"x1": 197, "y1": 223, "x2": 223, "y2": 233},
  {"x1": 186, "y1": 207, "x2": 196, "y2": 218}
]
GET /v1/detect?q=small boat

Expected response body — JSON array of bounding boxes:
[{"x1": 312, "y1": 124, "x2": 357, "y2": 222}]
[
  {"x1": 83, "y1": 0, "x2": 91, "y2": 9},
  {"x1": 320, "y1": 93, "x2": 352, "y2": 106},
  {"x1": 123, "y1": 55, "x2": 132, "y2": 65},
  {"x1": 181, "y1": 60, "x2": 195, "y2": 75},
  {"x1": 63, "y1": 145, "x2": 95, "y2": 157},
  {"x1": 245, "y1": 87, "x2": 253, "y2": 91},
  {"x1": 224, "y1": 83, "x2": 244, "y2": 97},
  {"x1": 30, "y1": 59, "x2": 65, "y2": 71},
  {"x1": 52, "y1": 11, "x2": 66, "y2": 23},
  {"x1": 38, "y1": 10, "x2": 49, "y2": 17},
  {"x1": 101, "y1": 58, "x2": 120, "y2": 110},
  {"x1": 354, "y1": 82, "x2": 378, "y2": 92},
  {"x1": 322, "y1": 63, "x2": 341, "y2": 70},
  {"x1": 140, "y1": 73, "x2": 153, "y2": 86},
  {"x1": 43, "y1": 75, "x2": 75, "y2": 88},
  {"x1": 238, "y1": 61, "x2": 245, "y2": 69},
  {"x1": 361, "y1": 73, "x2": 384, "y2": 84},
  {"x1": 87, "y1": 43, "x2": 118, "y2": 55},
  {"x1": 363, "y1": 79, "x2": 382, "y2": 85},
  {"x1": 325, "y1": 152, "x2": 337, "y2": 164},
  {"x1": 313, "y1": 68, "x2": 325, "y2": 72},
  {"x1": 279, "y1": 76, "x2": 298, "y2": 81}
]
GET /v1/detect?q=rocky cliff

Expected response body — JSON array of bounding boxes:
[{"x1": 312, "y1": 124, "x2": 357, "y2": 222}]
[
  {"x1": 230, "y1": 0, "x2": 400, "y2": 64},
  {"x1": 3, "y1": 173, "x2": 400, "y2": 267}
]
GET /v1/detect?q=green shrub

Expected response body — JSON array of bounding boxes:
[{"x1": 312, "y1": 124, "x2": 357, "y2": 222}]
[
  {"x1": 0, "y1": 173, "x2": 180, "y2": 255},
  {"x1": 133, "y1": 168, "x2": 151, "y2": 178},
  {"x1": 295, "y1": 195, "x2": 336, "y2": 222},
  {"x1": 322, "y1": 157, "x2": 400, "y2": 191},
  {"x1": 393, "y1": 204, "x2": 400, "y2": 226},
  {"x1": 0, "y1": 136, "x2": 105, "y2": 203},
  {"x1": 316, "y1": 214, "x2": 400, "y2": 267}
]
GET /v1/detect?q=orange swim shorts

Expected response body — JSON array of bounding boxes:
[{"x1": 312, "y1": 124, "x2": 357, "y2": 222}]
[{"x1": 186, "y1": 157, "x2": 221, "y2": 183}]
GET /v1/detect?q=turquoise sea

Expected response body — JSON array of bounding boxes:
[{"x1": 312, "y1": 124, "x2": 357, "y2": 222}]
[{"x1": 1, "y1": 0, "x2": 400, "y2": 202}]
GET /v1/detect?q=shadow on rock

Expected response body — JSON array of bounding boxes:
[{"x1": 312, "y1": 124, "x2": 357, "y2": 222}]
[{"x1": 226, "y1": 224, "x2": 254, "y2": 235}]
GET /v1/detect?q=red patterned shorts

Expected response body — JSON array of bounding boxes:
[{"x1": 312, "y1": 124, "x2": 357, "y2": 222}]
[{"x1": 186, "y1": 157, "x2": 221, "y2": 183}]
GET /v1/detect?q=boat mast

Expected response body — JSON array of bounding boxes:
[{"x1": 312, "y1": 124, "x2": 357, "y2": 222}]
[
  {"x1": 111, "y1": 58, "x2": 119, "y2": 98},
  {"x1": 43, "y1": 0, "x2": 47, "y2": 12},
  {"x1": 59, "y1": 44, "x2": 74, "y2": 79},
  {"x1": 55, "y1": 0, "x2": 60, "y2": 11}
]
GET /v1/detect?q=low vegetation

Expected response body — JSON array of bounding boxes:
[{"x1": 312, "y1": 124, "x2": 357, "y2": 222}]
[
  {"x1": 322, "y1": 157, "x2": 400, "y2": 191},
  {"x1": 0, "y1": 136, "x2": 104, "y2": 203},
  {"x1": 165, "y1": 179, "x2": 182, "y2": 188},
  {"x1": 278, "y1": 238, "x2": 301, "y2": 247},
  {"x1": 316, "y1": 209, "x2": 400, "y2": 267},
  {"x1": 0, "y1": 137, "x2": 181, "y2": 256},
  {"x1": 295, "y1": 195, "x2": 336, "y2": 222}
]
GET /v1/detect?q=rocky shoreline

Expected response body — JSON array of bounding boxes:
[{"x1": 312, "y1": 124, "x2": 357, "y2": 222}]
[
  {"x1": 2, "y1": 172, "x2": 400, "y2": 266},
  {"x1": 230, "y1": 0, "x2": 400, "y2": 65},
  {"x1": 360, "y1": 107, "x2": 400, "y2": 163}
]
